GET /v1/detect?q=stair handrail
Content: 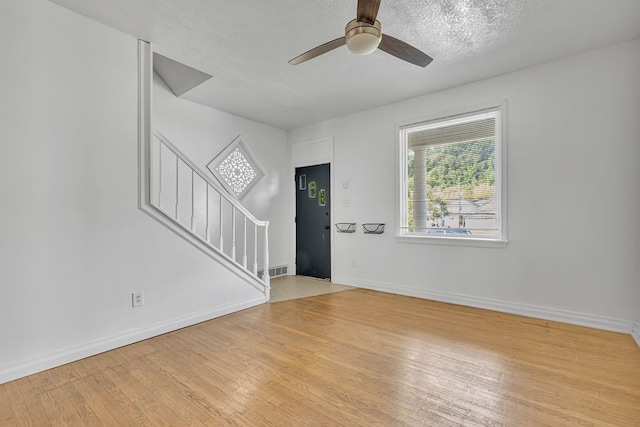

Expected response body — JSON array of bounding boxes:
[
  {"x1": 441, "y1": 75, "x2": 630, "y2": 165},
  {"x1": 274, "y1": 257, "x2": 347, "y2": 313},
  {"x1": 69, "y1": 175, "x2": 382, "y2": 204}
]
[
  {"x1": 152, "y1": 129, "x2": 270, "y2": 290},
  {"x1": 153, "y1": 130, "x2": 268, "y2": 227}
]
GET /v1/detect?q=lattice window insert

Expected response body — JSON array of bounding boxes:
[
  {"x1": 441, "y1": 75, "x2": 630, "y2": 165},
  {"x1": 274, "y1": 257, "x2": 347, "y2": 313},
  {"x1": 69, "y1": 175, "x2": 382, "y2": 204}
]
[{"x1": 207, "y1": 137, "x2": 265, "y2": 199}]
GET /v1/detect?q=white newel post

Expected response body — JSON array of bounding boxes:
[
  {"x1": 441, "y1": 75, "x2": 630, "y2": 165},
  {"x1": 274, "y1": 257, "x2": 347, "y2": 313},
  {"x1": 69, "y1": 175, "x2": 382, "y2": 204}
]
[
  {"x1": 253, "y1": 223, "x2": 258, "y2": 274},
  {"x1": 263, "y1": 222, "x2": 270, "y2": 290}
]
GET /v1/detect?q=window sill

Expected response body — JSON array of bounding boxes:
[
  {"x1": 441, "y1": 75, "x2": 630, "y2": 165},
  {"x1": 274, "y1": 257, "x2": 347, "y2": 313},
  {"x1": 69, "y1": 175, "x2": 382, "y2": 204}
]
[{"x1": 396, "y1": 235, "x2": 509, "y2": 248}]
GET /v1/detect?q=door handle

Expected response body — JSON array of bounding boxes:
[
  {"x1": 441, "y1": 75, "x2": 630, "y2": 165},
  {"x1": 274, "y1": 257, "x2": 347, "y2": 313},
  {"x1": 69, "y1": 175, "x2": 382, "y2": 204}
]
[{"x1": 324, "y1": 225, "x2": 330, "y2": 230}]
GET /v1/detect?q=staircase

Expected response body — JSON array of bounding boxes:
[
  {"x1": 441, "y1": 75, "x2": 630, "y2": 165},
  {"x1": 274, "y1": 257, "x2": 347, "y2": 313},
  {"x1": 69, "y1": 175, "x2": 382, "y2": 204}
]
[
  {"x1": 147, "y1": 130, "x2": 270, "y2": 293},
  {"x1": 137, "y1": 40, "x2": 269, "y2": 295}
]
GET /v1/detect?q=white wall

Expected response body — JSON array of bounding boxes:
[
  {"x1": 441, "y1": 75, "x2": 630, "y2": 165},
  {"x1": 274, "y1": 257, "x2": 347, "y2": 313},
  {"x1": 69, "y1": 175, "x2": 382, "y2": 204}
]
[
  {"x1": 0, "y1": 0, "x2": 286, "y2": 383},
  {"x1": 152, "y1": 74, "x2": 289, "y2": 267},
  {"x1": 636, "y1": 121, "x2": 640, "y2": 345},
  {"x1": 288, "y1": 38, "x2": 640, "y2": 331}
]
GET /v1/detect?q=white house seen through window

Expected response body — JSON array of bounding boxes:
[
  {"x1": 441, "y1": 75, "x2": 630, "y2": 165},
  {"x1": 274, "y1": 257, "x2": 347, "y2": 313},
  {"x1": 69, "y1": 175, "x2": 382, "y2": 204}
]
[{"x1": 399, "y1": 105, "x2": 506, "y2": 242}]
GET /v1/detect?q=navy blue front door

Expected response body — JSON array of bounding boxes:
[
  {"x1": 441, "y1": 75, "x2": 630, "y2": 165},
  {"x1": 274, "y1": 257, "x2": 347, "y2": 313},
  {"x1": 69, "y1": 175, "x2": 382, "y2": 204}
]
[{"x1": 295, "y1": 164, "x2": 331, "y2": 279}]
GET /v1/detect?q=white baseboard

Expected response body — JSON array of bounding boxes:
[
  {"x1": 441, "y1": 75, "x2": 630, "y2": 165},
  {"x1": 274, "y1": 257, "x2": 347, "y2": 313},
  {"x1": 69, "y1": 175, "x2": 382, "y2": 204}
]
[
  {"x1": 332, "y1": 275, "x2": 635, "y2": 334},
  {"x1": 0, "y1": 296, "x2": 266, "y2": 385},
  {"x1": 632, "y1": 322, "x2": 640, "y2": 348}
]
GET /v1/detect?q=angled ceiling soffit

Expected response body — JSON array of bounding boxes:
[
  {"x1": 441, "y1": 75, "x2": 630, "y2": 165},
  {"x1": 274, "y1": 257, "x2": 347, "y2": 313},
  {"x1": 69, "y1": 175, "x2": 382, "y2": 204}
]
[{"x1": 153, "y1": 52, "x2": 212, "y2": 97}]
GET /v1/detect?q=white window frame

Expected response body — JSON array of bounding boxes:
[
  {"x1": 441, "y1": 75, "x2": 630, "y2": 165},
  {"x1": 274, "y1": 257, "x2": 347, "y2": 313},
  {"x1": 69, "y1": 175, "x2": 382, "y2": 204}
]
[{"x1": 396, "y1": 101, "x2": 508, "y2": 248}]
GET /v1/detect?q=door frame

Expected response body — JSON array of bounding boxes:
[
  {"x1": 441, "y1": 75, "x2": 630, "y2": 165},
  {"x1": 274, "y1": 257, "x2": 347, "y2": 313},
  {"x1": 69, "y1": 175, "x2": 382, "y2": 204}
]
[{"x1": 290, "y1": 137, "x2": 334, "y2": 278}]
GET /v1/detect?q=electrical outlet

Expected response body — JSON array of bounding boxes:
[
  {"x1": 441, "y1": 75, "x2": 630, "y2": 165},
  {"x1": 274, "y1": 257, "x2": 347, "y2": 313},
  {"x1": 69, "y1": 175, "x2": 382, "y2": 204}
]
[{"x1": 132, "y1": 291, "x2": 144, "y2": 308}]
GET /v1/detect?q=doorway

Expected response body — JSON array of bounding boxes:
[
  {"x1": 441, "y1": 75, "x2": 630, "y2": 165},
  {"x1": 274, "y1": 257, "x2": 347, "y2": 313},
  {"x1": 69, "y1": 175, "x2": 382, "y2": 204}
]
[{"x1": 295, "y1": 163, "x2": 331, "y2": 280}]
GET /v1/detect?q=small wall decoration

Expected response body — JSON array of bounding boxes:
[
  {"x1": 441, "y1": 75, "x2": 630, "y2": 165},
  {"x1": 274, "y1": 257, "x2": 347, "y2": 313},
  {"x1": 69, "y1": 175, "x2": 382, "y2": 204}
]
[
  {"x1": 308, "y1": 181, "x2": 317, "y2": 198},
  {"x1": 362, "y1": 223, "x2": 385, "y2": 234},
  {"x1": 298, "y1": 174, "x2": 307, "y2": 190},
  {"x1": 319, "y1": 189, "x2": 326, "y2": 206},
  {"x1": 335, "y1": 223, "x2": 356, "y2": 233}
]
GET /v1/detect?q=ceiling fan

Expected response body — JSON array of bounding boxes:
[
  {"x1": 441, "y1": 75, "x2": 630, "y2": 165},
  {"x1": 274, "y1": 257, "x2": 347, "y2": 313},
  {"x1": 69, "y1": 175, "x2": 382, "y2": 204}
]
[{"x1": 289, "y1": 0, "x2": 433, "y2": 67}]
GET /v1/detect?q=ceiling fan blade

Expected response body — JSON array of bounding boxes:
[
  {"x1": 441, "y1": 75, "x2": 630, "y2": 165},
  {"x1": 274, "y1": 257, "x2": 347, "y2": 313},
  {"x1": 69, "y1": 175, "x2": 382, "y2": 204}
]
[
  {"x1": 378, "y1": 34, "x2": 433, "y2": 67},
  {"x1": 289, "y1": 37, "x2": 346, "y2": 65},
  {"x1": 357, "y1": 0, "x2": 381, "y2": 24}
]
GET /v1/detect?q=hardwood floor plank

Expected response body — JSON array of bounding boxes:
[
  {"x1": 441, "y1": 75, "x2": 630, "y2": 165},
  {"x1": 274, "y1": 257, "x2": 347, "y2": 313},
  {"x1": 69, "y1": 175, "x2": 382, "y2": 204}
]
[
  {"x1": 0, "y1": 384, "x2": 18, "y2": 426},
  {"x1": 1, "y1": 285, "x2": 639, "y2": 425},
  {"x1": 104, "y1": 363, "x2": 199, "y2": 426},
  {"x1": 37, "y1": 383, "x2": 84, "y2": 426},
  {"x1": 69, "y1": 376, "x2": 126, "y2": 426},
  {"x1": 142, "y1": 348, "x2": 263, "y2": 426},
  {"x1": 1, "y1": 377, "x2": 50, "y2": 426},
  {"x1": 85, "y1": 368, "x2": 154, "y2": 425}
]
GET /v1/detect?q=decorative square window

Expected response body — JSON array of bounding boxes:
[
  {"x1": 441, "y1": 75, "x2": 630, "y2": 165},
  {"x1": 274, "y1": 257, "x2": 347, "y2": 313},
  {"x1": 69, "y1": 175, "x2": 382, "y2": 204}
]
[{"x1": 207, "y1": 136, "x2": 265, "y2": 199}]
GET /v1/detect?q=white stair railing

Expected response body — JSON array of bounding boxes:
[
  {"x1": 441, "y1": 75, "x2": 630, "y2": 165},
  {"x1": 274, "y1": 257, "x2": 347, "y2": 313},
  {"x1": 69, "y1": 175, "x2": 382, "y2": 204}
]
[{"x1": 149, "y1": 130, "x2": 270, "y2": 290}]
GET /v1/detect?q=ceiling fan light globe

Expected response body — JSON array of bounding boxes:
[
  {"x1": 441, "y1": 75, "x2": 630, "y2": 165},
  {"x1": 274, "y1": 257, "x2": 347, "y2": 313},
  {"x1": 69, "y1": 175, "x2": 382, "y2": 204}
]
[
  {"x1": 345, "y1": 19, "x2": 382, "y2": 56},
  {"x1": 346, "y1": 33, "x2": 381, "y2": 55}
]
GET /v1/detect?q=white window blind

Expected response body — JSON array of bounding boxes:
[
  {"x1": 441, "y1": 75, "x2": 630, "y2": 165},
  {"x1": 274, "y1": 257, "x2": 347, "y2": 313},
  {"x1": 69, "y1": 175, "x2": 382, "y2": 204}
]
[
  {"x1": 399, "y1": 106, "x2": 506, "y2": 244},
  {"x1": 407, "y1": 116, "x2": 495, "y2": 148}
]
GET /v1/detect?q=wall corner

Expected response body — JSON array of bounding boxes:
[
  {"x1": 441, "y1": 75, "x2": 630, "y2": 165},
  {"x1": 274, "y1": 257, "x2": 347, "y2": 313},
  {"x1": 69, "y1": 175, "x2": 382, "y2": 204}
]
[{"x1": 632, "y1": 321, "x2": 640, "y2": 348}]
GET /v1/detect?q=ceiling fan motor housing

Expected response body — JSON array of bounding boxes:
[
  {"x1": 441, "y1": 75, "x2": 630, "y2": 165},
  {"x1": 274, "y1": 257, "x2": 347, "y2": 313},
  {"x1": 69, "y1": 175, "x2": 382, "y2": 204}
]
[{"x1": 345, "y1": 19, "x2": 382, "y2": 55}]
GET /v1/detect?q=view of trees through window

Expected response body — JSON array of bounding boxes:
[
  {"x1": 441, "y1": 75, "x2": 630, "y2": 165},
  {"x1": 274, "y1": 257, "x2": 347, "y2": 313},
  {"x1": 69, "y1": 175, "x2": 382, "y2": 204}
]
[{"x1": 406, "y1": 138, "x2": 496, "y2": 234}]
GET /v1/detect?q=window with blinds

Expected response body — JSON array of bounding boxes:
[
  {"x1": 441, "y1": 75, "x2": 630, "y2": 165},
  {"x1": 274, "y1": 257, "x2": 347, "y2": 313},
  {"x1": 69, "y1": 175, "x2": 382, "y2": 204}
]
[{"x1": 399, "y1": 105, "x2": 506, "y2": 242}]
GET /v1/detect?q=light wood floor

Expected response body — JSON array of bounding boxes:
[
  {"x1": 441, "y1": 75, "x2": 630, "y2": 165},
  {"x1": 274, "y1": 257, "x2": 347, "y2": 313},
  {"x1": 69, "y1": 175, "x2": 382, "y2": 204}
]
[{"x1": 2, "y1": 287, "x2": 639, "y2": 426}]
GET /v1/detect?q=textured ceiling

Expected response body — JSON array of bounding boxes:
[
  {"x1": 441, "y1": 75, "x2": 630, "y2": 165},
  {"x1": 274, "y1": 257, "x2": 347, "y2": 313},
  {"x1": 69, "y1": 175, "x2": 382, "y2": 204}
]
[{"x1": 49, "y1": 0, "x2": 640, "y2": 130}]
